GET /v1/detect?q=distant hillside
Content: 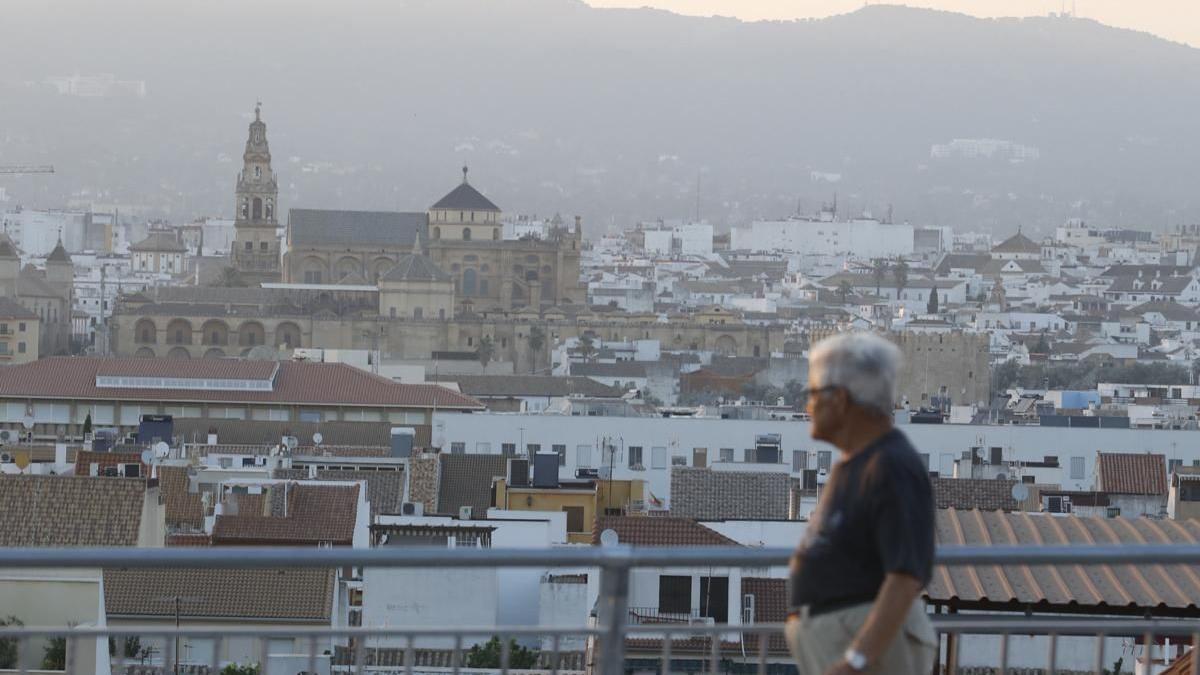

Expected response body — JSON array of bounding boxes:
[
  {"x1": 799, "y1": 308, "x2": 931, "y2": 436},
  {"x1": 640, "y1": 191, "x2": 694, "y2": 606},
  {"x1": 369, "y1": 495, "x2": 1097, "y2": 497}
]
[{"x1": 1, "y1": 0, "x2": 1198, "y2": 237}]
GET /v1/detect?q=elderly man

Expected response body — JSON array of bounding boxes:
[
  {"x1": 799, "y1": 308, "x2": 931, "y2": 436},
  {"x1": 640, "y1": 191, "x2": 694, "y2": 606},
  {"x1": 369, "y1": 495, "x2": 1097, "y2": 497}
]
[{"x1": 786, "y1": 332, "x2": 937, "y2": 675}]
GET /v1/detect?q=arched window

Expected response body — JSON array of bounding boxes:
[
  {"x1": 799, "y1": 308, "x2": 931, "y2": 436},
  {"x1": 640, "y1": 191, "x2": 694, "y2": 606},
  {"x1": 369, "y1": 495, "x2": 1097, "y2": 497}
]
[
  {"x1": 463, "y1": 268, "x2": 477, "y2": 296},
  {"x1": 265, "y1": 200, "x2": 273, "y2": 220},
  {"x1": 241, "y1": 199, "x2": 249, "y2": 218},
  {"x1": 254, "y1": 166, "x2": 261, "y2": 179},
  {"x1": 252, "y1": 197, "x2": 263, "y2": 220},
  {"x1": 462, "y1": 227, "x2": 472, "y2": 241}
]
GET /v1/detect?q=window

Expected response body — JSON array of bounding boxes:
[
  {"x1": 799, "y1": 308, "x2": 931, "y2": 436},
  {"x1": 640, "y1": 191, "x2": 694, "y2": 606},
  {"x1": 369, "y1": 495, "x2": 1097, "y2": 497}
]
[
  {"x1": 245, "y1": 241, "x2": 253, "y2": 251},
  {"x1": 659, "y1": 576, "x2": 692, "y2": 615},
  {"x1": 260, "y1": 241, "x2": 269, "y2": 251},
  {"x1": 462, "y1": 227, "x2": 472, "y2": 241},
  {"x1": 501, "y1": 443, "x2": 516, "y2": 456},
  {"x1": 1069, "y1": 456, "x2": 1085, "y2": 480},
  {"x1": 792, "y1": 450, "x2": 808, "y2": 472},
  {"x1": 17, "y1": 342, "x2": 25, "y2": 354},
  {"x1": 692, "y1": 447, "x2": 707, "y2": 468},
  {"x1": 553, "y1": 444, "x2": 567, "y2": 466},
  {"x1": 699, "y1": 576, "x2": 729, "y2": 623},
  {"x1": 563, "y1": 506, "x2": 585, "y2": 533},
  {"x1": 628, "y1": 446, "x2": 643, "y2": 469},
  {"x1": 413, "y1": 307, "x2": 423, "y2": 319},
  {"x1": 990, "y1": 447, "x2": 1003, "y2": 465},
  {"x1": 450, "y1": 442, "x2": 466, "y2": 454},
  {"x1": 304, "y1": 270, "x2": 322, "y2": 284},
  {"x1": 719, "y1": 448, "x2": 734, "y2": 463},
  {"x1": 576, "y1": 444, "x2": 593, "y2": 468},
  {"x1": 18, "y1": 323, "x2": 24, "y2": 332},
  {"x1": 671, "y1": 455, "x2": 687, "y2": 467},
  {"x1": 651, "y1": 447, "x2": 667, "y2": 469},
  {"x1": 1180, "y1": 481, "x2": 1200, "y2": 502},
  {"x1": 817, "y1": 450, "x2": 833, "y2": 471}
]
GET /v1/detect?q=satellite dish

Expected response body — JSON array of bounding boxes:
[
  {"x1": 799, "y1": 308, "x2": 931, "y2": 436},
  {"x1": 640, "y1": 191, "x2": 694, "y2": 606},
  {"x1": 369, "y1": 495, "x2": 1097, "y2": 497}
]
[
  {"x1": 599, "y1": 529, "x2": 619, "y2": 547},
  {"x1": 312, "y1": 432, "x2": 323, "y2": 446},
  {"x1": 816, "y1": 468, "x2": 829, "y2": 486},
  {"x1": 153, "y1": 441, "x2": 170, "y2": 458},
  {"x1": 21, "y1": 416, "x2": 34, "y2": 431},
  {"x1": 1011, "y1": 483, "x2": 1030, "y2": 502},
  {"x1": 140, "y1": 450, "x2": 153, "y2": 465},
  {"x1": 283, "y1": 436, "x2": 298, "y2": 451}
]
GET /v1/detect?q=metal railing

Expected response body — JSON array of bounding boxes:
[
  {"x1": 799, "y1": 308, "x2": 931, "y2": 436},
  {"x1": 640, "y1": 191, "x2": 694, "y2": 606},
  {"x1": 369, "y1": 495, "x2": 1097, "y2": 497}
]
[{"x1": 1, "y1": 545, "x2": 1199, "y2": 675}]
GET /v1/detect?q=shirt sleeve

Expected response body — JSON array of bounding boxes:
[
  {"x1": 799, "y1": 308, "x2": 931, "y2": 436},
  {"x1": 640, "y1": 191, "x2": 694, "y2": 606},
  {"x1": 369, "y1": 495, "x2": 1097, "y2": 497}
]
[{"x1": 873, "y1": 462, "x2": 935, "y2": 586}]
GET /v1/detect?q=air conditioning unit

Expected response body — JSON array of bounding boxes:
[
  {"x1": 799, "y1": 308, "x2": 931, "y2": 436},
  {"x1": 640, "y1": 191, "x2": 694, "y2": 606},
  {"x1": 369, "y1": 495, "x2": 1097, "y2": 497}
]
[
  {"x1": 742, "y1": 594, "x2": 756, "y2": 624},
  {"x1": 401, "y1": 501, "x2": 424, "y2": 517},
  {"x1": 459, "y1": 506, "x2": 473, "y2": 521},
  {"x1": 0, "y1": 430, "x2": 18, "y2": 445},
  {"x1": 0, "y1": 452, "x2": 12, "y2": 464}
]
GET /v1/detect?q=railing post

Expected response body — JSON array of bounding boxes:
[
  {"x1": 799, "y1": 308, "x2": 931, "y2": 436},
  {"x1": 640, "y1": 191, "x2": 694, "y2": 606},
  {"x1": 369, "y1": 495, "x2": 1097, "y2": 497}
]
[{"x1": 596, "y1": 552, "x2": 631, "y2": 675}]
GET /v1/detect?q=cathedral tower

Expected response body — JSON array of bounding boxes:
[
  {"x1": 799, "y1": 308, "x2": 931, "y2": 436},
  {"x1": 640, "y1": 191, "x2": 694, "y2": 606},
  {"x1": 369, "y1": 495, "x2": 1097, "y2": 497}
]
[{"x1": 230, "y1": 103, "x2": 282, "y2": 284}]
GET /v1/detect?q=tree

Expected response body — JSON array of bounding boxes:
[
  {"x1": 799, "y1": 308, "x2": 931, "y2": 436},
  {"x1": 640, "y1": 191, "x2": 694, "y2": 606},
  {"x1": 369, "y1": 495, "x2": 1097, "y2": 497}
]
[
  {"x1": 527, "y1": 326, "x2": 546, "y2": 373},
  {"x1": 0, "y1": 616, "x2": 22, "y2": 669},
  {"x1": 82, "y1": 412, "x2": 92, "y2": 437},
  {"x1": 210, "y1": 266, "x2": 247, "y2": 288},
  {"x1": 476, "y1": 335, "x2": 495, "y2": 369},
  {"x1": 577, "y1": 334, "x2": 597, "y2": 362},
  {"x1": 992, "y1": 360, "x2": 1020, "y2": 393},
  {"x1": 871, "y1": 260, "x2": 888, "y2": 298},
  {"x1": 1033, "y1": 331, "x2": 1050, "y2": 355},
  {"x1": 41, "y1": 637, "x2": 65, "y2": 671},
  {"x1": 465, "y1": 637, "x2": 538, "y2": 669},
  {"x1": 892, "y1": 257, "x2": 909, "y2": 301},
  {"x1": 220, "y1": 664, "x2": 261, "y2": 675},
  {"x1": 926, "y1": 287, "x2": 939, "y2": 314},
  {"x1": 836, "y1": 279, "x2": 853, "y2": 305}
]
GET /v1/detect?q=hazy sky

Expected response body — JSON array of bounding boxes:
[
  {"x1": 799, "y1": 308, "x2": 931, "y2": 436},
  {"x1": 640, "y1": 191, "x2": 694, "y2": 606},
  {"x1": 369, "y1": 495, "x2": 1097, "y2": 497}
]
[{"x1": 587, "y1": 1, "x2": 1200, "y2": 47}]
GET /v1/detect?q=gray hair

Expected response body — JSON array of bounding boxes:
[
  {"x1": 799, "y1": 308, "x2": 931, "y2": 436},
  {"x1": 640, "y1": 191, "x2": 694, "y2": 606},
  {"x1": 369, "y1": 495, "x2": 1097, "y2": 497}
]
[{"x1": 809, "y1": 332, "x2": 903, "y2": 415}]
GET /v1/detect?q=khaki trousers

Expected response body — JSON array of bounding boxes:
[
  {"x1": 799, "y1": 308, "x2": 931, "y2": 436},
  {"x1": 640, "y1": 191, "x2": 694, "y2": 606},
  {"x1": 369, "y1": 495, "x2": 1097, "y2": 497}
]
[{"x1": 784, "y1": 600, "x2": 938, "y2": 675}]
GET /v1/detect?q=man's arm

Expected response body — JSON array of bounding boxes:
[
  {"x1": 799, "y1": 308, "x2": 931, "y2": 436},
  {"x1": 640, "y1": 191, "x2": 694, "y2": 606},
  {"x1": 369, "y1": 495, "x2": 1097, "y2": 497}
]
[{"x1": 825, "y1": 572, "x2": 923, "y2": 674}]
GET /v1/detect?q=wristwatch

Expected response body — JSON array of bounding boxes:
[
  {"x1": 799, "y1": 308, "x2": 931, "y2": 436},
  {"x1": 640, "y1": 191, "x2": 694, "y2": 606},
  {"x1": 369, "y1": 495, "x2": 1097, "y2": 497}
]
[{"x1": 843, "y1": 648, "x2": 869, "y2": 672}]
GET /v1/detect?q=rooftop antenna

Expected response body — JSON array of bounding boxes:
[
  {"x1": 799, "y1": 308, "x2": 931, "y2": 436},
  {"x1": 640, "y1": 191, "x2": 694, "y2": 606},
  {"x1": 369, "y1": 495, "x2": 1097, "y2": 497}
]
[{"x1": 694, "y1": 172, "x2": 701, "y2": 224}]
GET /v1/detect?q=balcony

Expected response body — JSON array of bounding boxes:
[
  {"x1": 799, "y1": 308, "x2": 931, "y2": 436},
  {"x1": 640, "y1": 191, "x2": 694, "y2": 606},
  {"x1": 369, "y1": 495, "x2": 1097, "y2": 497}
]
[{"x1": 0, "y1": 545, "x2": 1197, "y2": 674}]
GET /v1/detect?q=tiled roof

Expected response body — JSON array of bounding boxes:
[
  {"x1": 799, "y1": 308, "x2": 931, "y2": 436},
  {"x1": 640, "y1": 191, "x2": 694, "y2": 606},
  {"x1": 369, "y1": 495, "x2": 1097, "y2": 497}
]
[
  {"x1": 173, "y1": 418, "x2": 398, "y2": 447},
  {"x1": 380, "y1": 254, "x2": 452, "y2": 283},
  {"x1": 104, "y1": 568, "x2": 333, "y2": 621},
  {"x1": 569, "y1": 361, "x2": 649, "y2": 378},
  {"x1": 0, "y1": 297, "x2": 37, "y2": 319},
  {"x1": 95, "y1": 358, "x2": 278, "y2": 380},
  {"x1": 1096, "y1": 452, "x2": 1168, "y2": 495},
  {"x1": 129, "y1": 231, "x2": 187, "y2": 253},
  {"x1": 289, "y1": 208, "x2": 427, "y2": 247},
  {"x1": 331, "y1": 647, "x2": 585, "y2": 671},
  {"x1": 670, "y1": 468, "x2": 791, "y2": 520},
  {"x1": 440, "y1": 375, "x2": 624, "y2": 399},
  {"x1": 156, "y1": 465, "x2": 205, "y2": 529},
  {"x1": 46, "y1": 240, "x2": 71, "y2": 263},
  {"x1": 0, "y1": 475, "x2": 147, "y2": 546},
  {"x1": 437, "y1": 453, "x2": 507, "y2": 515},
  {"x1": 991, "y1": 231, "x2": 1041, "y2": 253},
  {"x1": 211, "y1": 483, "x2": 360, "y2": 545},
  {"x1": 593, "y1": 516, "x2": 740, "y2": 547},
  {"x1": 0, "y1": 357, "x2": 484, "y2": 410},
  {"x1": 75, "y1": 450, "x2": 147, "y2": 475},
  {"x1": 430, "y1": 180, "x2": 501, "y2": 212},
  {"x1": 934, "y1": 253, "x2": 992, "y2": 275},
  {"x1": 932, "y1": 477, "x2": 1019, "y2": 512},
  {"x1": 274, "y1": 468, "x2": 404, "y2": 516},
  {"x1": 740, "y1": 577, "x2": 789, "y2": 653},
  {"x1": 930, "y1": 509, "x2": 1200, "y2": 613}
]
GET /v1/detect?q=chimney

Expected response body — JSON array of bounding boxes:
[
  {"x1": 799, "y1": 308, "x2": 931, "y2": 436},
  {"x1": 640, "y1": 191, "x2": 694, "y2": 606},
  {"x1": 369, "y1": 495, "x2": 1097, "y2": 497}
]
[{"x1": 207, "y1": 428, "x2": 218, "y2": 445}]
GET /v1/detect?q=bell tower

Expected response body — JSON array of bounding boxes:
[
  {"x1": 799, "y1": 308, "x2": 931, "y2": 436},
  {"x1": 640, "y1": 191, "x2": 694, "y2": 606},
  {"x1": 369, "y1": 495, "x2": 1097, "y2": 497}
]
[{"x1": 230, "y1": 102, "x2": 281, "y2": 284}]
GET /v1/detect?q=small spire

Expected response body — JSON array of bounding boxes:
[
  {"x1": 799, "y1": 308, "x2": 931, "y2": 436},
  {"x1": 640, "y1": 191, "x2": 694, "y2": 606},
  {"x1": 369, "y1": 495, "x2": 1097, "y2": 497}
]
[
  {"x1": 255, "y1": 100, "x2": 262, "y2": 122},
  {"x1": 462, "y1": 165, "x2": 469, "y2": 185},
  {"x1": 412, "y1": 228, "x2": 423, "y2": 256}
]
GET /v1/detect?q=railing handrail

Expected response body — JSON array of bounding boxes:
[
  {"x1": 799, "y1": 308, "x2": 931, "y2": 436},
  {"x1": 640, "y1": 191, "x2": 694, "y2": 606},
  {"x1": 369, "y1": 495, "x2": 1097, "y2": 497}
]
[{"x1": 2, "y1": 543, "x2": 1200, "y2": 568}]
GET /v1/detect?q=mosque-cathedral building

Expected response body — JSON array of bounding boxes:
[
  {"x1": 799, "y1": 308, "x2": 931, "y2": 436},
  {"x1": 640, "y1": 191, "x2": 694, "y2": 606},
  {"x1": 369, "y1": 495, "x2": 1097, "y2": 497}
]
[{"x1": 111, "y1": 107, "x2": 783, "y2": 368}]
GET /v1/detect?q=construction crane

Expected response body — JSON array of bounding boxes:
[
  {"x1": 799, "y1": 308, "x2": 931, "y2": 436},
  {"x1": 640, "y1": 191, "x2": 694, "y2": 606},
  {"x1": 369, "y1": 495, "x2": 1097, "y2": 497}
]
[{"x1": 0, "y1": 165, "x2": 54, "y2": 175}]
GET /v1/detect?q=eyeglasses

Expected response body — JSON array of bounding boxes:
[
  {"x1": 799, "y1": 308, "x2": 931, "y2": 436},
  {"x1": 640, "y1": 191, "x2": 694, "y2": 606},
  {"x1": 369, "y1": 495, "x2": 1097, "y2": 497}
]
[{"x1": 801, "y1": 385, "x2": 842, "y2": 399}]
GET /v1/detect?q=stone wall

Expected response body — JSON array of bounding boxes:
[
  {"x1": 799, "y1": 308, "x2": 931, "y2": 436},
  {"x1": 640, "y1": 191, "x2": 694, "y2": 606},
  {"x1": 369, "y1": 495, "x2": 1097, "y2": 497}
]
[
  {"x1": 670, "y1": 467, "x2": 792, "y2": 520},
  {"x1": 407, "y1": 452, "x2": 441, "y2": 513}
]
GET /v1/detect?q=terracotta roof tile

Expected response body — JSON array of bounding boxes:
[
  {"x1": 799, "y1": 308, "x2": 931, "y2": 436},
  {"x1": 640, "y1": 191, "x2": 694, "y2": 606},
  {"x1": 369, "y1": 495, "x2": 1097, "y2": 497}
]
[
  {"x1": 438, "y1": 453, "x2": 507, "y2": 515},
  {"x1": 929, "y1": 509, "x2": 1200, "y2": 613},
  {"x1": 593, "y1": 516, "x2": 741, "y2": 547},
  {"x1": 933, "y1": 477, "x2": 1019, "y2": 511},
  {"x1": 0, "y1": 357, "x2": 484, "y2": 410},
  {"x1": 157, "y1": 465, "x2": 205, "y2": 530},
  {"x1": 0, "y1": 475, "x2": 147, "y2": 546},
  {"x1": 274, "y1": 468, "x2": 405, "y2": 516},
  {"x1": 1097, "y1": 452, "x2": 1168, "y2": 495},
  {"x1": 211, "y1": 482, "x2": 359, "y2": 545},
  {"x1": 103, "y1": 568, "x2": 333, "y2": 621}
]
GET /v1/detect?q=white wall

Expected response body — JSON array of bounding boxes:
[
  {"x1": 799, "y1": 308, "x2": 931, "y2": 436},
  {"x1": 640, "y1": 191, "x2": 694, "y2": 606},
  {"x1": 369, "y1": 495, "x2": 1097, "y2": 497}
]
[{"x1": 733, "y1": 219, "x2": 914, "y2": 259}]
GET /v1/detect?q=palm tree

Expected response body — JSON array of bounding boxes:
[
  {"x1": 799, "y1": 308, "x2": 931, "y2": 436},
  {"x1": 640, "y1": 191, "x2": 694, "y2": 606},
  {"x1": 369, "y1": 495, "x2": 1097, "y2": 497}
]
[
  {"x1": 578, "y1": 334, "x2": 597, "y2": 362},
  {"x1": 527, "y1": 326, "x2": 546, "y2": 373},
  {"x1": 476, "y1": 335, "x2": 495, "y2": 369},
  {"x1": 836, "y1": 279, "x2": 853, "y2": 305},
  {"x1": 871, "y1": 259, "x2": 888, "y2": 298},
  {"x1": 892, "y1": 257, "x2": 909, "y2": 301}
]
